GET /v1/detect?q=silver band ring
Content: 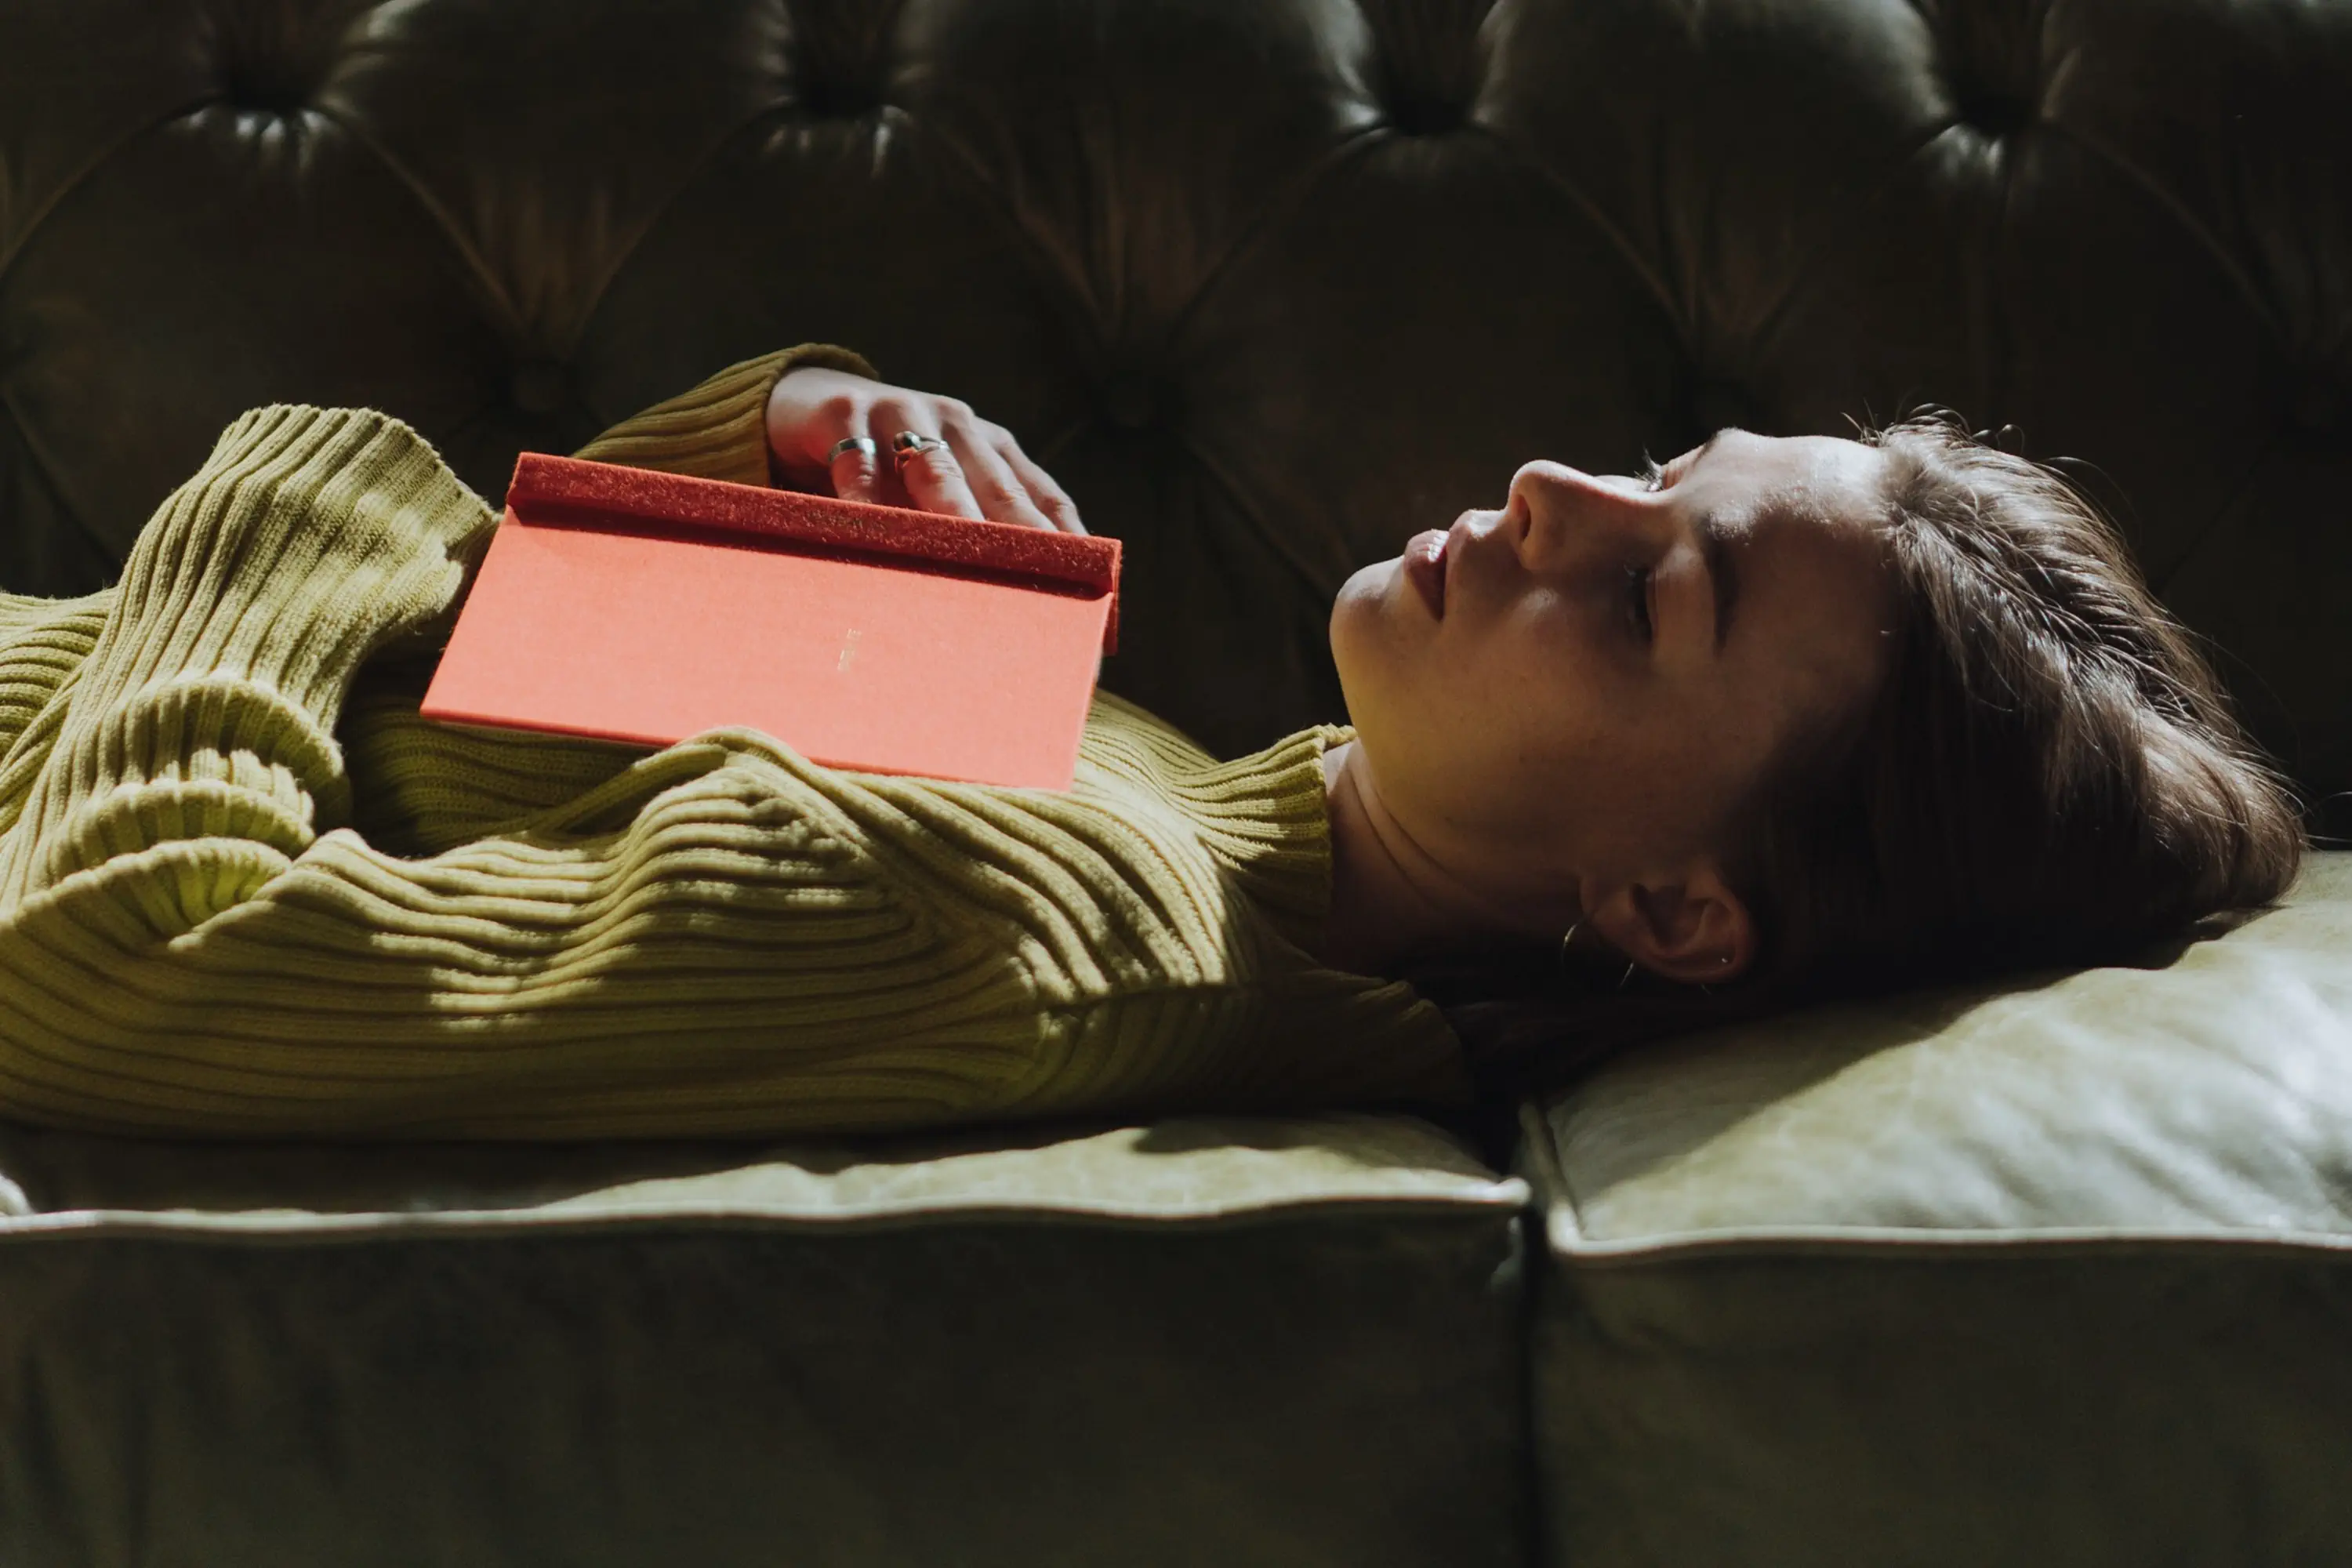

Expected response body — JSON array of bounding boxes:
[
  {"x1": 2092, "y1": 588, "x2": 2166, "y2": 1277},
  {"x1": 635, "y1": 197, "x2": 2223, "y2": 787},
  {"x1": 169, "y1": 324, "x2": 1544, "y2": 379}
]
[
  {"x1": 891, "y1": 430, "x2": 953, "y2": 470},
  {"x1": 828, "y1": 435, "x2": 878, "y2": 463}
]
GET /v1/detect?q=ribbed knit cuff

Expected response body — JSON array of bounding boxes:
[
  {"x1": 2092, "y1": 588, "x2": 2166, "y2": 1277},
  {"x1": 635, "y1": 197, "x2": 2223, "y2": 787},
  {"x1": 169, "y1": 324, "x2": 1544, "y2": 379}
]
[
  {"x1": 0, "y1": 404, "x2": 494, "y2": 903},
  {"x1": 107, "y1": 405, "x2": 493, "y2": 714},
  {"x1": 568, "y1": 343, "x2": 880, "y2": 488}
]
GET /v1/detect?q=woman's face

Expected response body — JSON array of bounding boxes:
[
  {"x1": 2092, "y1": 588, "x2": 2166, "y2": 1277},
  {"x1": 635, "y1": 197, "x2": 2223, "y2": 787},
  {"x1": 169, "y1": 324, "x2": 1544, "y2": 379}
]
[{"x1": 1329, "y1": 430, "x2": 1897, "y2": 950}]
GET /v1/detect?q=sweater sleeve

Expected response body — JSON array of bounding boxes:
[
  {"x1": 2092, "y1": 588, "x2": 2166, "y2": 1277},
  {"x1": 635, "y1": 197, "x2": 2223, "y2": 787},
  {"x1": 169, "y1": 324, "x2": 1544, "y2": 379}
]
[
  {"x1": 0, "y1": 347, "x2": 1058, "y2": 1140},
  {"x1": 570, "y1": 342, "x2": 879, "y2": 485},
  {"x1": 0, "y1": 405, "x2": 497, "y2": 1130}
]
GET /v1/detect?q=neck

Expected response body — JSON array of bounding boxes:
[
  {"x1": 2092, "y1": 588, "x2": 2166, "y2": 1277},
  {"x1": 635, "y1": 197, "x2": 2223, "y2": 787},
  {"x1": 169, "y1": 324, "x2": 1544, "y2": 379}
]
[{"x1": 1313, "y1": 739, "x2": 1557, "y2": 975}]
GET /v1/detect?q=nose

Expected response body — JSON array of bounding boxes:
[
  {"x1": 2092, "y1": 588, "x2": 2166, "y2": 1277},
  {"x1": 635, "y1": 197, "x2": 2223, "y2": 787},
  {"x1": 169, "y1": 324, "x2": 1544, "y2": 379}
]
[{"x1": 1504, "y1": 459, "x2": 1663, "y2": 570}]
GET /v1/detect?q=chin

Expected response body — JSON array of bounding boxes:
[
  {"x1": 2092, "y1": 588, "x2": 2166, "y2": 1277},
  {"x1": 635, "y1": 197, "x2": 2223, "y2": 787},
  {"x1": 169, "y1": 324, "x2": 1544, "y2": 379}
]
[
  {"x1": 1334, "y1": 557, "x2": 1394, "y2": 612},
  {"x1": 1328, "y1": 562, "x2": 1396, "y2": 712}
]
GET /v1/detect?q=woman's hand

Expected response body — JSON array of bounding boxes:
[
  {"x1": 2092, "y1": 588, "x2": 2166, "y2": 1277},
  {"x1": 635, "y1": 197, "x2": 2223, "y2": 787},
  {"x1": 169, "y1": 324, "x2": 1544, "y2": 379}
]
[{"x1": 765, "y1": 366, "x2": 1087, "y2": 534}]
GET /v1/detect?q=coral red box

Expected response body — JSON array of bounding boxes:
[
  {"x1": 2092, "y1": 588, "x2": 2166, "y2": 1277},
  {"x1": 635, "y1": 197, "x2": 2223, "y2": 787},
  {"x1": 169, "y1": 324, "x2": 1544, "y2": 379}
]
[{"x1": 419, "y1": 453, "x2": 1120, "y2": 791}]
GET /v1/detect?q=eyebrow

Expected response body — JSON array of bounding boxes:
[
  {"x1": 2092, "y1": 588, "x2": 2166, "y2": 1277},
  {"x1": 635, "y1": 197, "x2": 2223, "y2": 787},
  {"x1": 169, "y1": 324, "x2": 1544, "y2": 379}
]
[
  {"x1": 1697, "y1": 510, "x2": 1740, "y2": 653},
  {"x1": 1678, "y1": 433, "x2": 1739, "y2": 653}
]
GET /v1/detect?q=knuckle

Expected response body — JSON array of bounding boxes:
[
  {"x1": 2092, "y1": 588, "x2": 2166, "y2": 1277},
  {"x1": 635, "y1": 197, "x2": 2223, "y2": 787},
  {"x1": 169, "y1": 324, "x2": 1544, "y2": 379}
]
[{"x1": 901, "y1": 449, "x2": 960, "y2": 488}]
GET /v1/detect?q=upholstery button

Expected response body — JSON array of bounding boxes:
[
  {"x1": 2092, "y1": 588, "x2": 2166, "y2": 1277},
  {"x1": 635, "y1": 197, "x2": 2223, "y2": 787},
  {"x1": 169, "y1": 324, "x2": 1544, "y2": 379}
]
[
  {"x1": 1954, "y1": 85, "x2": 2034, "y2": 136},
  {"x1": 1105, "y1": 373, "x2": 1157, "y2": 430},
  {"x1": 1936, "y1": 13, "x2": 2042, "y2": 140},
  {"x1": 217, "y1": 56, "x2": 318, "y2": 116},
  {"x1": 1388, "y1": 96, "x2": 1466, "y2": 135},
  {"x1": 798, "y1": 77, "x2": 883, "y2": 118},
  {"x1": 510, "y1": 361, "x2": 572, "y2": 416}
]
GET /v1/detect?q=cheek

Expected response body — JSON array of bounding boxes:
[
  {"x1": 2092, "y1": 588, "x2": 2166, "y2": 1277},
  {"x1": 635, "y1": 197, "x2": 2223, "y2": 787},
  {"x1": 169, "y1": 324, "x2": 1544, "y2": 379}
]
[
  {"x1": 1446, "y1": 683, "x2": 1622, "y2": 839},
  {"x1": 1636, "y1": 713, "x2": 1778, "y2": 853},
  {"x1": 1393, "y1": 653, "x2": 1719, "y2": 862},
  {"x1": 1481, "y1": 618, "x2": 1620, "y2": 760}
]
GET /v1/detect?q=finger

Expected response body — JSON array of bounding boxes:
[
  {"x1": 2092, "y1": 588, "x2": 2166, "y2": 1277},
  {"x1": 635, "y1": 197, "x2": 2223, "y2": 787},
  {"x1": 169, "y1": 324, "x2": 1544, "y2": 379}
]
[
  {"x1": 824, "y1": 430, "x2": 884, "y2": 505},
  {"x1": 884, "y1": 422, "x2": 986, "y2": 521},
  {"x1": 995, "y1": 438, "x2": 1087, "y2": 535},
  {"x1": 775, "y1": 386, "x2": 872, "y2": 494},
  {"x1": 945, "y1": 421, "x2": 1056, "y2": 530}
]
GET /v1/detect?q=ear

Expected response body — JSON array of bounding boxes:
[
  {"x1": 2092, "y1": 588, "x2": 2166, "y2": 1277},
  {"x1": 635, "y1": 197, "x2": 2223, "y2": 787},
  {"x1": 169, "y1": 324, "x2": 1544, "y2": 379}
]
[{"x1": 1583, "y1": 862, "x2": 1756, "y2": 984}]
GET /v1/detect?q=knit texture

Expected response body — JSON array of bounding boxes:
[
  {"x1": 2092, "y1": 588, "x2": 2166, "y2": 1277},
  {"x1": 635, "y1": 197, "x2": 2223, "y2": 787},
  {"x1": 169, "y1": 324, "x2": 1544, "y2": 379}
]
[{"x1": 0, "y1": 347, "x2": 1468, "y2": 1138}]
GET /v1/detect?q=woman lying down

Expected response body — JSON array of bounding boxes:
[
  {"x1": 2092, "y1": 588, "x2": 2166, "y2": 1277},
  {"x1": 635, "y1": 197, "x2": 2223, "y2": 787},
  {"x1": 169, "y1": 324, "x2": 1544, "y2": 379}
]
[{"x1": 0, "y1": 345, "x2": 2304, "y2": 1139}]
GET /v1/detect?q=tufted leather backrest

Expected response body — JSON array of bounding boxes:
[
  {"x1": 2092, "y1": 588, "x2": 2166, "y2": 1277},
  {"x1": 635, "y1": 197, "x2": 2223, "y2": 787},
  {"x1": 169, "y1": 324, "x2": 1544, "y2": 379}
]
[{"x1": 3, "y1": 0, "x2": 2347, "y2": 829}]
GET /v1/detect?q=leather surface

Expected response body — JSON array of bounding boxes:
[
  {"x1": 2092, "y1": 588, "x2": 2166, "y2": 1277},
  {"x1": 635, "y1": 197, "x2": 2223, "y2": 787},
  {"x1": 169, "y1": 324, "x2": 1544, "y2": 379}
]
[
  {"x1": 2, "y1": 0, "x2": 2347, "y2": 825},
  {"x1": 0, "y1": 1112, "x2": 1532, "y2": 1567},
  {"x1": 1520, "y1": 851, "x2": 2352, "y2": 1566},
  {"x1": 0, "y1": 1109, "x2": 1520, "y2": 1223},
  {"x1": 5, "y1": 2, "x2": 2351, "y2": 1558}
]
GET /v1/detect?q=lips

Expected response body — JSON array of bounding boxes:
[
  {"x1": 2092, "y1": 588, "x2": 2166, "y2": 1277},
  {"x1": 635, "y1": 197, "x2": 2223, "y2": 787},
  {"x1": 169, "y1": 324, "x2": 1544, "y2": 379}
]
[{"x1": 1403, "y1": 528, "x2": 1447, "y2": 618}]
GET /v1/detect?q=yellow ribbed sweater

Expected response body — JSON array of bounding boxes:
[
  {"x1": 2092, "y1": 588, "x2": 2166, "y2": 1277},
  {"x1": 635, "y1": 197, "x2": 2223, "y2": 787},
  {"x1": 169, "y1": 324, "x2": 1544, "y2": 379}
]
[{"x1": 0, "y1": 346, "x2": 1469, "y2": 1139}]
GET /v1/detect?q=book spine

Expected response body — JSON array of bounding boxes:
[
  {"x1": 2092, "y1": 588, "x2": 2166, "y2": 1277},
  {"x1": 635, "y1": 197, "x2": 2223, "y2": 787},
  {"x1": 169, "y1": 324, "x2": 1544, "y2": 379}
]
[{"x1": 509, "y1": 453, "x2": 1121, "y2": 652}]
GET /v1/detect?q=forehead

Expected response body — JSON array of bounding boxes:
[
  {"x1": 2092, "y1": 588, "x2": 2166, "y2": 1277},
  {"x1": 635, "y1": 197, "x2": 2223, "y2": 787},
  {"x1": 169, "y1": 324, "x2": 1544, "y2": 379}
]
[
  {"x1": 1700, "y1": 430, "x2": 1888, "y2": 524},
  {"x1": 1698, "y1": 429, "x2": 1896, "y2": 738},
  {"x1": 1693, "y1": 431, "x2": 1893, "y2": 582}
]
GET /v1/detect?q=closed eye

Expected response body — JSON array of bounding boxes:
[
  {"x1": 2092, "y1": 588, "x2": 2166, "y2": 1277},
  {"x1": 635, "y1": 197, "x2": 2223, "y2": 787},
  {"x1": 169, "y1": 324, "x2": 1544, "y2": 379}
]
[{"x1": 1624, "y1": 565, "x2": 1654, "y2": 642}]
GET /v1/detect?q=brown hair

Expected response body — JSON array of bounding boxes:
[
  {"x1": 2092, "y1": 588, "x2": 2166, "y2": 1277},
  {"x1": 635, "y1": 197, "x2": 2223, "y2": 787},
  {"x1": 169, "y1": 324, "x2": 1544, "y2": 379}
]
[{"x1": 1407, "y1": 412, "x2": 2307, "y2": 1100}]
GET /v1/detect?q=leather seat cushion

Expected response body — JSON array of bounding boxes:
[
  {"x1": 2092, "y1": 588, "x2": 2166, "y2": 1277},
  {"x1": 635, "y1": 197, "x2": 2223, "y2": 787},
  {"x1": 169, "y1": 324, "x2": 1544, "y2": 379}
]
[
  {"x1": 1520, "y1": 850, "x2": 2352, "y2": 1566},
  {"x1": 0, "y1": 1111, "x2": 1530, "y2": 1568}
]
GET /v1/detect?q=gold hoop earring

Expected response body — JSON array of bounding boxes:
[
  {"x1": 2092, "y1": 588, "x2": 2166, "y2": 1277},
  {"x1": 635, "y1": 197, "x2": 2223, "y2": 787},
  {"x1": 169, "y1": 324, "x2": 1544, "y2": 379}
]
[
  {"x1": 1617, "y1": 959, "x2": 1638, "y2": 991},
  {"x1": 1558, "y1": 921, "x2": 1581, "y2": 970}
]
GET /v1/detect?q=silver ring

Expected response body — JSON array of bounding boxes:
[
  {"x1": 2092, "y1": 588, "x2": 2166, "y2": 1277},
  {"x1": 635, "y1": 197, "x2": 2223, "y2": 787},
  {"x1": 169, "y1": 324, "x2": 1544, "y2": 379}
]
[
  {"x1": 891, "y1": 430, "x2": 953, "y2": 469},
  {"x1": 828, "y1": 435, "x2": 878, "y2": 463}
]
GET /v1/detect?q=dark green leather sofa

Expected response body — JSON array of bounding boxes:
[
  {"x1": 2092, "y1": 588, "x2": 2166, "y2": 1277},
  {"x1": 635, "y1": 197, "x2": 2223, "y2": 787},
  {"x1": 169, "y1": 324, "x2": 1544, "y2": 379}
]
[{"x1": 2, "y1": 2, "x2": 2347, "y2": 1563}]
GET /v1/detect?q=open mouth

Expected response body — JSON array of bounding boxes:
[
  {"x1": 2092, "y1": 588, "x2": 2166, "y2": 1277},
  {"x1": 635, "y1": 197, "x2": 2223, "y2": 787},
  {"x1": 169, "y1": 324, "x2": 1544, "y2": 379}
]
[{"x1": 1404, "y1": 529, "x2": 1446, "y2": 618}]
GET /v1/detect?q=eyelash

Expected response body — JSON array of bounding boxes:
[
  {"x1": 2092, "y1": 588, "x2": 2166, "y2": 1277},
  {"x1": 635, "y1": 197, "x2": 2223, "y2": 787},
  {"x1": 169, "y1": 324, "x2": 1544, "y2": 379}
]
[
  {"x1": 1625, "y1": 453, "x2": 1668, "y2": 641},
  {"x1": 1624, "y1": 565, "x2": 1654, "y2": 643}
]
